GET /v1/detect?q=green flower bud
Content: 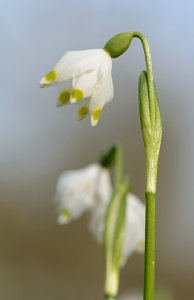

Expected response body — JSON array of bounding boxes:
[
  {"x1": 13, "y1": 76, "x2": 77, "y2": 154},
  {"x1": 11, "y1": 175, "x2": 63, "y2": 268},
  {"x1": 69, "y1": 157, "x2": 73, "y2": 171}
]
[
  {"x1": 104, "y1": 32, "x2": 133, "y2": 58},
  {"x1": 99, "y1": 145, "x2": 117, "y2": 168}
]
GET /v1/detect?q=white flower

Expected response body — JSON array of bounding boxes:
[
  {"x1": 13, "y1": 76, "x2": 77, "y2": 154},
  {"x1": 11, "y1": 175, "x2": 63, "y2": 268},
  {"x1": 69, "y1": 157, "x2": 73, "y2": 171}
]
[
  {"x1": 55, "y1": 163, "x2": 112, "y2": 224},
  {"x1": 40, "y1": 49, "x2": 113, "y2": 126},
  {"x1": 54, "y1": 162, "x2": 145, "y2": 266},
  {"x1": 88, "y1": 193, "x2": 145, "y2": 265}
]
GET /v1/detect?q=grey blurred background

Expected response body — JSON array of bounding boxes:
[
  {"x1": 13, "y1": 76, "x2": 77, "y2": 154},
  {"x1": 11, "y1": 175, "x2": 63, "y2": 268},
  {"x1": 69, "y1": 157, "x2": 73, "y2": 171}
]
[{"x1": 1, "y1": 0, "x2": 194, "y2": 299}]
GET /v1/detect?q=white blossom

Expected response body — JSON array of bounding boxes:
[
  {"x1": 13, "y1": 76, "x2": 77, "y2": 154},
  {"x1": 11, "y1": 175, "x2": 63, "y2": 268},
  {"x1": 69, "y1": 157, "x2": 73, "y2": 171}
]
[
  {"x1": 88, "y1": 193, "x2": 145, "y2": 265},
  {"x1": 54, "y1": 163, "x2": 145, "y2": 266},
  {"x1": 40, "y1": 49, "x2": 113, "y2": 126},
  {"x1": 54, "y1": 163, "x2": 112, "y2": 224}
]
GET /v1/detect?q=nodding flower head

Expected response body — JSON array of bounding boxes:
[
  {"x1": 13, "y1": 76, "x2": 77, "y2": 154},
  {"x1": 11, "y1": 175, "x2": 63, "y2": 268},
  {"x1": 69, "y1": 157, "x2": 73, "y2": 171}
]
[{"x1": 40, "y1": 49, "x2": 113, "y2": 126}]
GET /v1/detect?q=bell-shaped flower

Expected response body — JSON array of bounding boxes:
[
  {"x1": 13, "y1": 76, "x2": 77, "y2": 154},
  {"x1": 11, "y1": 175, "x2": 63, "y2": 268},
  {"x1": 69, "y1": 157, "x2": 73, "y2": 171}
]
[
  {"x1": 40, "y1": 49, "x2": 113, "y2": 126},
  {"x1": 88, "y1": 193, "x2": 145, "y2": 265},
  {"x1": 55, "y1": 163, "x2": 112, "y2": 224}
]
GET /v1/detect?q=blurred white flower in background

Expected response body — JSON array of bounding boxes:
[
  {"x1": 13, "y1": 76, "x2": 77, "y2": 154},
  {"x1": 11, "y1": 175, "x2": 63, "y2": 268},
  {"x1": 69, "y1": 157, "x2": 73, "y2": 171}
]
[
  {"x1": 89, "y1": 193, "x2": 145, "y2": 265},
  {"x1": 55, "y1": 163, "x2": 112, "y2": 224},
  {"x1": 55, "y1": 163, "x2": 145, "y2": 265},
  {"x1": 40, "y1": 49, "x2": 113, "y2": 126}
]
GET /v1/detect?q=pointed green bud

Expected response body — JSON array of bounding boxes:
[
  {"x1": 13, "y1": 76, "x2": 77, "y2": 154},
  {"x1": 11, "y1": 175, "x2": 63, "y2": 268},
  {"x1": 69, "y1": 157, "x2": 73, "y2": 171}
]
[
  {"x1": 104, "y1": 177, "x2": 129, "y2": 299},
  {"x1": 104, "y1": 32, "x2": 133, "y2": 58},
  {"x1": 138, "y1": 71, "x2": 162, "y2": 156},
  {"x1": 99, "y1": 145, "x2": 117, "y2": 168},
  {"x1": 138, "y1": 71, "x2": 162, "y2": 192}
]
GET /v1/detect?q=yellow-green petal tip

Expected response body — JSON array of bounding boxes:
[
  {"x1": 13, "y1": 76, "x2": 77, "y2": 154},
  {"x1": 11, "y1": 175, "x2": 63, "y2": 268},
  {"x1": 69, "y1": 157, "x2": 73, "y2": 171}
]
[
  {"x1": 91, "y1": 108, "x2": 102, "y2": 126},
  {"x1": 78, "y1": 106, "x2": 89, "y2": 119},
  {"x1": 57, "y1": 90, "x2": 71, "y2": 107},
  {"x1": 45, "y1": 69, "x2": 57, "y2": 82},
  {"x1": 71, "y1": 88, "x2": 84, "y2": 102}
]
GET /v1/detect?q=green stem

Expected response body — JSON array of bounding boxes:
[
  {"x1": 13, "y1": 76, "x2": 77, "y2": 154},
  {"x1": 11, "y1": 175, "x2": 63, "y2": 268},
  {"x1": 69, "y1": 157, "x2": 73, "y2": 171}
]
[
  {"x1": 129, "y1": 32, "x2": 155, "y2": 128},
  {"x1": 144, "y1": 191, "x2": 155, "y2": 300},
  {"x1": 143, "y1": 157, "x2": 158, "y2": 300}
]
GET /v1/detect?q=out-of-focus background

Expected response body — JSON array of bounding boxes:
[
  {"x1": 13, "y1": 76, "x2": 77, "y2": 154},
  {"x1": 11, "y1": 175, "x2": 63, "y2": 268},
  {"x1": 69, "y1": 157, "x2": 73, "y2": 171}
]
[{"x1": 1, "y1": 0, "x2": 194, "y2": 299}]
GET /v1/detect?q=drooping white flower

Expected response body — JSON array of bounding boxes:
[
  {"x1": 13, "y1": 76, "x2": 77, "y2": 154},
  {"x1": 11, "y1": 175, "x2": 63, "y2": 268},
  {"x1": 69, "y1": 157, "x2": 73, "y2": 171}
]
[
  {"x1": 54, "y1": 161, "x2": 145, "y2": 266},
  {"x1": 55, "y1": 163, "x2": 112, "y2": 224},
  {"x1": 40, "y1": 49, "x2": 113, "y2": 126},
  {"x1": 88, "y1": 193, "x2": 145, "y2": 265}
]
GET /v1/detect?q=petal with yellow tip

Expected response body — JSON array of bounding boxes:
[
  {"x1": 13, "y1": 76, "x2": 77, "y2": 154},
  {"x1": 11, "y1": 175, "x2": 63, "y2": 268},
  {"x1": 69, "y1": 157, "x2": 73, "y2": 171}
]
[
  {"x1": 55, "y1": 163, "x2": 103, "y2": 223},
  {"x1": 89, "y1": 57, "x2": 113, "y2": 126},
  {"x1": 77, "y1": 99, "x2": 89, "y2": 120},
  {"x1": 40, "y1": 69, "x2": 58, "y2": 87},
  {"x1": 56, "y1": 80, "x2": 72, "y2": 107},
  {"x1": 71, "y1": 71, "x2": 98, "y2": 103},
  {"x1": 71, "y1": 88, "x2": 84, "y2": 103},
  {"x1": 91, "y1": 108, "x2": 102, "y2": 127},
  {"x1": 57, "y1": 90, "x2": 71, "y2": 106},
  {"x1": 78, "y1": 106, "x2": 89, "y2": 119},
  {"x1": 58, "y1": 209, "x2": 71, "y2": 225}
]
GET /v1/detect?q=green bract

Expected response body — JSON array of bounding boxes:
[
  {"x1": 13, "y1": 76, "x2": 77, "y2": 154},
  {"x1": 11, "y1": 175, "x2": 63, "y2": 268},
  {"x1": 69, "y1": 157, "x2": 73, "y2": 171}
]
[
  {"x1": 138, "y1": 71, "x2": 162, "y2": 158},
  {"x1": 138, "y1": 71, "x2": 162, "y2": 193},
  {"x1": 104, "y1": 177, "x2": 129, "y2": 298},
  {"x1": 104, "y1": 32, "x2": 133, "y2": 58}
]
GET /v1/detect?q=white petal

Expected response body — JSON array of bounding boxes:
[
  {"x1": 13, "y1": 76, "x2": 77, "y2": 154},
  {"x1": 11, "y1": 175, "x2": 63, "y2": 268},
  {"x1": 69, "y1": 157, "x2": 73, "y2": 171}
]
[
  {"x1": 70, "y1": 71, "x2": 98, "y2": 103},
  {"x1": 89, "y1": 52, "x2": 113, "y2": 126},
  {"x1": 88, "y1": 192, "x2": 145, "y2": 266},
  {"x1": 40, "y1": 49, "x2": 105, "y2": 87},
  {"x1": 77, "y1": 99, "x2": 90, "y2": 120},
  {"x1": 55, "y1": 163, "x2": 101, "y2": 223},
  {"x1": 88, "y1": 168, "x2": 112, "y2": 243},
  {"x1": 121, "y1": 194, "x2": 145, "y2": 264},
  {"x1": 56, "y1": 80, "x2": 72, "y2": 107}
]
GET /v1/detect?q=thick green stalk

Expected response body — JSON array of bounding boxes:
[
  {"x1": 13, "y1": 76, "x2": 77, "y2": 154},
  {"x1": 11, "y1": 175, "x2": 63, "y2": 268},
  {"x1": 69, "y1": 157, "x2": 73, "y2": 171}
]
[
  {"x1": 144, "y1": 191, "x2": 156, "y2": 300},
  {"x1": 131, "y1": 32, "x2": 160, "y2": 300},
  {"x1": 143, "y1": 155, "x2": 158, "y2": 300}
]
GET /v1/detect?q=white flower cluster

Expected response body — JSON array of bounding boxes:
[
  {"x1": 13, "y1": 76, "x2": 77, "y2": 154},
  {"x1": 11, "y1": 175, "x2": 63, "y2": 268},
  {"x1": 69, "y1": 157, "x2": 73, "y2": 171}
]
[{"x1": 54, "y1": 164, "x2": 145, "y2": 265}]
